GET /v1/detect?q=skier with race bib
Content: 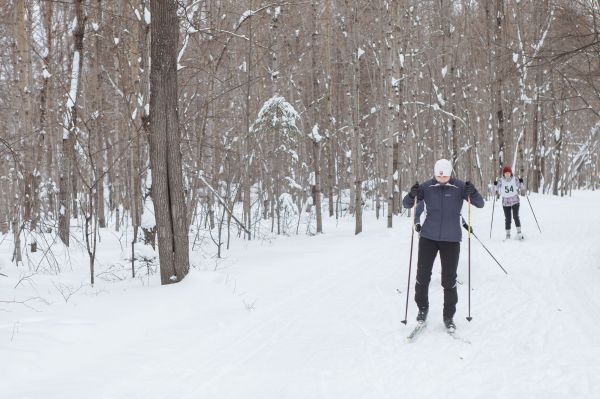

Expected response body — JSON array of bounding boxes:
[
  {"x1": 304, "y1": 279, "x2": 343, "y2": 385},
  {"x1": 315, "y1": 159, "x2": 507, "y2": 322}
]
[{"x1": 493, "y1": 165, "x2": 525, "y2": 240}]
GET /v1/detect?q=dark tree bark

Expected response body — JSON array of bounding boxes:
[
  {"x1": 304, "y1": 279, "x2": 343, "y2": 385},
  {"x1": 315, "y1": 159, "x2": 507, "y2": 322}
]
[{"x1": 149, "y1": 0, "x2": 189, "y2": 284}]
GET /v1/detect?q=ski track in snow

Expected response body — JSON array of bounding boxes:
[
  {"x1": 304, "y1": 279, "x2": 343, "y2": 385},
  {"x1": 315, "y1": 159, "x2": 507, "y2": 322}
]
[{"x1": 1, "y1": 192, "x2": 599, "y2": 398}]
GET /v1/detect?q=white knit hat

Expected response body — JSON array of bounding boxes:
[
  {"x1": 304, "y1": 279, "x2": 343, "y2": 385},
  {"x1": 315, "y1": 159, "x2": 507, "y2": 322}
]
[{"x1": 434, "y1": 159, "x2": 453, "y2": 177}]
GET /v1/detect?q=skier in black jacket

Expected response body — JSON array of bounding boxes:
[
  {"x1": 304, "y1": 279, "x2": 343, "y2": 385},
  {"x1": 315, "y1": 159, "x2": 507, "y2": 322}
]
[{"x1": 402, "y1": 159, "x2": 484, "y2": 331}]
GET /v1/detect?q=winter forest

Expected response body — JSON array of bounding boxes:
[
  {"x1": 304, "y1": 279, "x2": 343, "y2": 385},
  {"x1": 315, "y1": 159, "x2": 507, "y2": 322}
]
[
  {"x1": 1, "y1": 0, "x2": 599, "y2": 282},
  {"x1": 1, "y1": 1, "x2": 600, "y2": 397}
]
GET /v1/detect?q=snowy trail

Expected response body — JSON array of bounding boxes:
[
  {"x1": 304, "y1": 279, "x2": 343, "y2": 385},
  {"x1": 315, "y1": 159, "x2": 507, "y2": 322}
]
[{"x1": 1, "y1": 192, "x2": 599, "y2": 398}]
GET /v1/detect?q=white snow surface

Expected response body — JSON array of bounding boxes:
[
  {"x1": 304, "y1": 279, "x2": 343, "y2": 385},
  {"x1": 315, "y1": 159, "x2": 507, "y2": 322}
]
[{"x1": 1, "y1": 192, "x2": 600, "y2": 398}]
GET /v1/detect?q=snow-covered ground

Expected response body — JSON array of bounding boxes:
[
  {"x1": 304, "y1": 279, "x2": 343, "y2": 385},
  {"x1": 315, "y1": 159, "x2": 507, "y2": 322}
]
[{"x1": 1, "y1": 191, "x2": 599, "y2": 399}]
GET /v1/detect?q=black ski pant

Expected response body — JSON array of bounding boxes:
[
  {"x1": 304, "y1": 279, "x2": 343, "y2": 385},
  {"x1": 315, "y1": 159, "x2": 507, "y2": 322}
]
[
  {"x1": 415, "y1": 237, "x2": 460, "y2": 319},
  {"x1": 503, "y1": 203, "x2": 521, "y2": 230}
]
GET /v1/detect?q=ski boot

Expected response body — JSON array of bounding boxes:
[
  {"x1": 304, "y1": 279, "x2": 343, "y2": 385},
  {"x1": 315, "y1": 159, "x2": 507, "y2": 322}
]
[
  {"x1": 516, "y1": 227, "x2": 524, "y2": 240},
  {"x1": 416, "y1": 307, "x2": 428, "y2": 324},
  {"x1": 444, "y1": 317, "x2": 456, "y2": 333}
]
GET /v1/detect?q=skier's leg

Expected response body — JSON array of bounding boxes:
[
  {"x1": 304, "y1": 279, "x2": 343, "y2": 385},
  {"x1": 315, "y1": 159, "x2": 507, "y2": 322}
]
[
  {"x1": 415, "y1": 237, "x2": 438, "y2": 311},
  {"x1": 439, "y1": 241, "x2": 460, "y2": 319},
  {"x1": 513, "y1": 203, "x2": 521, "y2": 227},
  {"x1": 503, "y1": 206, "x2": 511, "y2": 238}
]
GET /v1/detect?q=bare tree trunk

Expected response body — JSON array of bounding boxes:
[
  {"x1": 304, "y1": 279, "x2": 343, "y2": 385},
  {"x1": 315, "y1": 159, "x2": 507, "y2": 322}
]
[
  {"x1": 324, "y1": 0, "x2": 335, "y2": 218},
  {"x1": 485, "y1": 0, "x2": 497, "y2": 178},
  {"x1": 15, "y1": 0, "x2": 35, "y2": 232},
  {"x1": 37, "y1": 1, "x2": 55, "y2": 230},
  {"x1": 139, "y1": 0, "x2": 152, "y2": 241},
  {"x1": 552, "y1": 112, "x2": 563, "y2": 196},
  {"x1": 84, "y1": 188, "x2": 98, "y2": 286},
  {"x1": 149, "y1": 0, "x2": 189, "y2": 284},
  {"x1": 384, "y1": 1, "x2": 396, "y2": 227},
  {"x1": 351, "y1": 1, "x2": 362, "y2": 235},
  {"x1": 438, "y1": 0, "x2": 459, "y2": 172},
  {"x1": 531, "y1": 61, "x2": 544, "y2": 192},
  {"x1": 0, "y1": 178, "x2": 8, "y2": 235},
  {"x1": 242, "y1": 2, "x2": 253, "y2": 240},
  {"x1": 392, "y1": 141, "x2": 399, "y2": 214},
  {"x1": 310, "y1": 0, "x2": 322, "y2": 233},
  {"x1": 517, "y1": 104, "x2": 527, "y2": 179},
  {"x1": 449, "y1": 61, "x2": 459, "y2": 176},
  {"x1": 327, "y1": 140, "x2": 335, "y2": 218},
  {"x1": 59, "y1": 0, "x2": 85, "y2": 246},
  {"x1": 493, "y1": 0, "x2": 506, "y2": 169},
  {"x1": 540, "y1": 116, "x2": 547, "y2": 192},
  {"x1": 395, "y1": 4, "x2": 409, "y2": 214},
  {"x1": 10, "y1": 179, "x2": 22, "y2": 263},
  {"x1": 92, "y1": 0, "x2": 106, "y2": 228}
]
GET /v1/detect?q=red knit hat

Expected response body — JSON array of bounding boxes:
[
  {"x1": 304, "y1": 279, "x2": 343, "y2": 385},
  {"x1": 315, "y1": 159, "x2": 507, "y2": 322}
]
[{"x1": 502, "y1": 165, "x2": 512, "y2": 175}]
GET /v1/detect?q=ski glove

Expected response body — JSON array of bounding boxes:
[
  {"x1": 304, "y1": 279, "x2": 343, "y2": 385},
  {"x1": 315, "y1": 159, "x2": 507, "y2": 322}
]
[
  {"x1": 409, "y1": 182, "x2": 420, "y2": 199},
  {"x1": 415, "y1": 223, "x2": 421, "y2": 233},
  {"x1": 464, "y1": 181, "x2": 476, "y2": 196},
  {"x1": 518, "y1": 178, "x2": 524, "y2": 183},
  {"x1": 462, "y1": 222, "x2": 473, "y2": 234},
  {"x1": 493, "y1": 180, "x2": 498, "y2": 186}
]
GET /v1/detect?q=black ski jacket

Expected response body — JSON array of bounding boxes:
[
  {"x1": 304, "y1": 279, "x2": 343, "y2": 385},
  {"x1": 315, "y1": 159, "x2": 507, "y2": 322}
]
[{"x1": 402, "y1": 178, "x2": 484, "y2": 242}]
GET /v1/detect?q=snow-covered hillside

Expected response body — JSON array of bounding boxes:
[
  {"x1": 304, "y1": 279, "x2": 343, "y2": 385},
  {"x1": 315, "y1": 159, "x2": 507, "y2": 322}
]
[{"x1": 1, "y1": 191, "x2": 599, "y2": 399}]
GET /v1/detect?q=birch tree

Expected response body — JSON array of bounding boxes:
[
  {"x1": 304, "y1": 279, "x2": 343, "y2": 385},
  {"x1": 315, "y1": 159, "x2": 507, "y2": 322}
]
[{"x1": 59, "y1": 0, "x2": 85, "y2": 246}]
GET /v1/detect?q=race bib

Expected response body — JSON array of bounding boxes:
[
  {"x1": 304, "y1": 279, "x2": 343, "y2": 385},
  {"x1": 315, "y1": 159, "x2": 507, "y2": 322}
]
[{"x1": 500, "y1": 178, "x2": 518, "y2": 198}]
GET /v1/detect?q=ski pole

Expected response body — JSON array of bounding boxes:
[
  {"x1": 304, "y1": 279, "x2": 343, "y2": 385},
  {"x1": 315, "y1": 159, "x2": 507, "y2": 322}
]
[
  {"x1": 466, "y1": 196, "x2": 472, "y2": 322},
  {"x1": 525, "y1": 193, "x2": 542, "y2": 233},
  {"x1": 489, "y1": 188, "x2": 497, "y2": 238},
  {"x1": 462, "y1": 217, "x2": 509, "y2": 275},
  {"x1": 401, "y1": 196, "x2": 418, "y2": 325}
]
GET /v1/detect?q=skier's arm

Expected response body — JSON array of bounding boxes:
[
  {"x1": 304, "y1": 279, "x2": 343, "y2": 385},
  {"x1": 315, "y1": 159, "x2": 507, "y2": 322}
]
[
  {"x1": 414, "y1": 200, "x2": 424, "y2": 224},
  {"x1": 491, "y1": 180, "x2": 499, "y2": 195},
  {"x1": 402, "y1": 182, "x2": 423, "y2": 208},
  {"x1": 517, "y1": 177, "x2": 525, "y2": 193},
  {"x1": 464, "y1": 181, "x2": 485, "y2": 208},
  {"x1": 470, "y1": 189, "x2": 485, "y2": 208},
  {"x1": 402, "y1": 193, "x2": 416, "y2": 209}
]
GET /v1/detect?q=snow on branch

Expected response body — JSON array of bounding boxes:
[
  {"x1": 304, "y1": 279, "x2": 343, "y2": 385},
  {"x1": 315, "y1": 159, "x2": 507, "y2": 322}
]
[
  {"x1": 402, "y1": 100, "x2": 467, "y2": 127},
  {"x1": 235, "y1": 3, "x2": 291, "y2": 30},
  {"x1": 309, "y1": 124, "x2": 323, "y2": 143},
  {"x1": 238, "y1": 10, "x2": 255, "y2": 28},
  {"x1": 253, "y1": 95, "x2": 301, "y2": 137},
  {"x1": 564, "y1": 124, "x2": 599, "y2": 185}
]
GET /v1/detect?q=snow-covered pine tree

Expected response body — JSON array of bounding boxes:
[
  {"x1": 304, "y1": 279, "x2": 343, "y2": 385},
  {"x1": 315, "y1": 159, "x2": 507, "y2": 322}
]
[{"x1": 253, "y1": 95, "x2": 303, "y2": 235}]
